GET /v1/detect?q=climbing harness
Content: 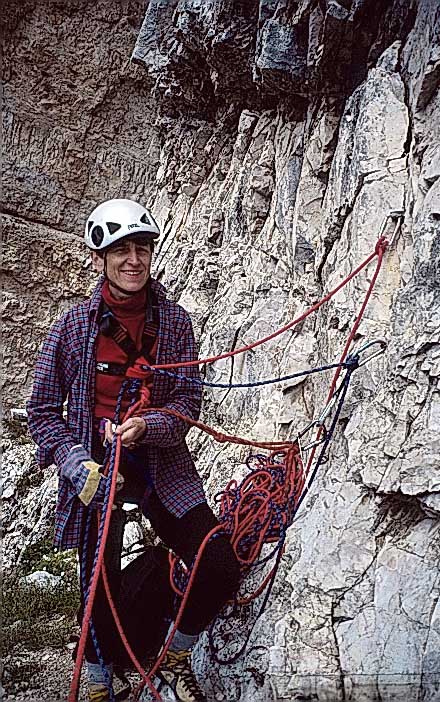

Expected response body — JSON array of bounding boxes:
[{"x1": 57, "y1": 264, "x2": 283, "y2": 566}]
[
  {"x1": 69, "y1": 231, "x2": 393, "y2": 702},
  {"x1": 97, "y1": 286, "x2": 159, "y2": 379}
]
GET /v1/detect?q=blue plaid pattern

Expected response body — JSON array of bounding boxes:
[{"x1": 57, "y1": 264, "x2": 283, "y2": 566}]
[{"x1": 27, "y1": 278, "x2": 206, "y2": 550}]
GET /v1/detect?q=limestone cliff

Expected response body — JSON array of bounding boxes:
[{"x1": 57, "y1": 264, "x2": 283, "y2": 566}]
[{"x1": 2, "y1": 1, "x2": 439, "y2": 700}]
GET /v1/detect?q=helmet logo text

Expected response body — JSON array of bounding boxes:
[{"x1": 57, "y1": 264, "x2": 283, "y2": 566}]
[{"x1": 128, "y1": 223, "x2": 140, "y2": 230}]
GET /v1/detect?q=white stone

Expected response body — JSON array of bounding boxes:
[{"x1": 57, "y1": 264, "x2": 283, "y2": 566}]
[
  {"x1": 123, "y1": 521, "x2": 144, "y2": 552},
  {"x1": 21, "y1": 571, "x2": 61, "y2": 588}
]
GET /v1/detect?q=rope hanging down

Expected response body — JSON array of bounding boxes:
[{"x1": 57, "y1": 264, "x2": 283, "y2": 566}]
[
  {"x1": 208, "y1": 358, "x2": 358, "y2": 666},
  {"x1": 69, "y1": 234, "x2": 392, "y2": 702}
]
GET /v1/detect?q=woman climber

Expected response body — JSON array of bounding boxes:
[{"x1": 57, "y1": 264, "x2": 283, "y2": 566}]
[{"x1": 27, "y1": 198, "x2": 241, "y2": 702}]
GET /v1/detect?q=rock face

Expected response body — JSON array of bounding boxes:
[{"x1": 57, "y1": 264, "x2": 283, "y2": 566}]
[
  {"x1": 2, "y1": 0, "x2": 161, "y2": 408},
  {"x1": 3, "y1": 1, "x2": 440, "y2": 701},
  {"x1": 2, "y1": 437, "x2": 58, "y2": 572}
]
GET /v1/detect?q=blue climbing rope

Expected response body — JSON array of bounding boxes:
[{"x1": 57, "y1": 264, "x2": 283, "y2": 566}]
[{"x1": 152, "y1": 360, "x2": 350, "y2": 389}]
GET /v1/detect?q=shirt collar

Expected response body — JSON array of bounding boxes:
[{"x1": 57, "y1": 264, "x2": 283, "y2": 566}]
[{"x1": 88, "y1": 276, "x2": 167, "y2": 320}]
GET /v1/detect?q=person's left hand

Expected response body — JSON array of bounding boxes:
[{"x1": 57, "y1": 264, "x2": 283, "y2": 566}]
[{"x1": 114, "y1": 417, "x2": 147, "y2": 448}]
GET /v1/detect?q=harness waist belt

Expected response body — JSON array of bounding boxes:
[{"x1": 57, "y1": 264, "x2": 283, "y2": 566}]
[
  {"x1": 96, "y1": 361, "x2": 151, "y2": 376},
  {"x1": 97, "y1": 361, "x2": 129, "y2": 376}
]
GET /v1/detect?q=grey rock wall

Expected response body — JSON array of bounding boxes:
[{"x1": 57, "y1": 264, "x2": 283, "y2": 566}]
[
  {"x1": 132, "y1": 0, "x2": 418, "y2": 113},
  {"x1": 2, "y1": 0, "x2": 160, "y2": 408},
  {"x1": 2, "y1": 0, "x2": 439, "y2": 700},
  {"x1": 132, "y1": 2, "x2": 440, "y2": 700}
]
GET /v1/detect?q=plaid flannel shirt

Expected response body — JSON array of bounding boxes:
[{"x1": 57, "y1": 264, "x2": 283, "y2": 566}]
[{"x1": 27, "y1": 277, "x2": 206, "y2": 550}]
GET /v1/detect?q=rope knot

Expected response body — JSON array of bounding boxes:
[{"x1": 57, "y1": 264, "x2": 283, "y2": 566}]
[
  {"x1": 375, "y1": 236, "x2": 388, "y2": 255},
  {"x1": 344, "y1": 354, "x2": 360, "y2": 371}
]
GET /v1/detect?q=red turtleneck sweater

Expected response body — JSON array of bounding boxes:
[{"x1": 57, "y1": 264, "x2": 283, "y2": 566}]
[{"x1": 94, "y1": 281, "x2": 157, "y2": 419}]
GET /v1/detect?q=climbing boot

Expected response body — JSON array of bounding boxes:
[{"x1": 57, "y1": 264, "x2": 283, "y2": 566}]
[
  {"x1": 87, "y1": 670, "x2": 131, "y2": 701},
  {"x1": 158, "y1": 649, "x2": 206, "y2": 702},
  {"x1": 88, "y1": 682, "x2": 110, "y2": 702}
]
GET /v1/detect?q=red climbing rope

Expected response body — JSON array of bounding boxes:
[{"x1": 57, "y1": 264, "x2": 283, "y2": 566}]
[
  {"x1": 70, "y1": 236, "x2": 390, "y2": 702},
  {"x1": 128, "y1": 414, "x2": 305, "y2": 699},
  {"x1": 69, "y1": 394, "x2": 151, "y2": 702},
  {"x1": 305, "y1": 237, "x2": 388, "y2": 474},
  {"x1": 152, "y1": 237, "x2": 388, "y2": 370},
  {"x1": 69, "y1": 436, "x2": 123, "y2": 702},
  {"x1": 101, "y1": 562, "x2": 162, "y2": 701},
  {"x1": 142, "y1": 406, "x2": 296, "y2": 450},
  {"x1": 166, "y1": 442, "x2": 304, "y2": 589}
]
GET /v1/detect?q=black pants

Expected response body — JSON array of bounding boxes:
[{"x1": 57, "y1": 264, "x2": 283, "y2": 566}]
[
  {"x1": 146, "y1": 491, "x2": 241, "y2": 634},
  {"x1": 80, "y1": 492, "x2": 240, "y2": 664}
]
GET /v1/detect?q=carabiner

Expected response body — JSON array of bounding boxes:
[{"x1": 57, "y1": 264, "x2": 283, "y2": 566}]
[
  {"x1": 301, "y1": 435, "x2": 327, "y2": 452},
  {"x1": 315, "y1": 394, "x2": 338, "y2": 427},
  {"x1": 298, "y1": 380, "x2": 344, "y2": 435},
  {"x1": 297, "y1": 340, "x2": 386, "y2": 441},
  {"x1": 378, "y1": 210, "x2": 404, "y2": 246},
  {"x1": 349, "y1": 339, "x2": 387, "y2": 368}
]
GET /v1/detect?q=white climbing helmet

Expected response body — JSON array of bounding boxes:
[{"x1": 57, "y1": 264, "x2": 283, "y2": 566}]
[{"x1": 85, "y1": 198, "x2": 160, "y2": 251}]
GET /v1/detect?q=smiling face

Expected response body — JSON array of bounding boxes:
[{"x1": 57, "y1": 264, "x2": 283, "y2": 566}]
[{"x1": 91, "y1": 236, "x2": 153, "y2": 299}]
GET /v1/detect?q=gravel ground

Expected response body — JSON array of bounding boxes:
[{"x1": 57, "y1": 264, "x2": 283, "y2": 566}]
[
  {"x1": 2, "y1": 647, "x2": 141, "y2": 701},
  {"x1": 2, "y1": 647, "x2": 91, "y2": 701}
]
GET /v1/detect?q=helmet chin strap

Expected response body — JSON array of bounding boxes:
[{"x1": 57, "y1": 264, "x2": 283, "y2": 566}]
[{"x1": 103, "y1": 254, "x2": 147, "y2": 297}]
